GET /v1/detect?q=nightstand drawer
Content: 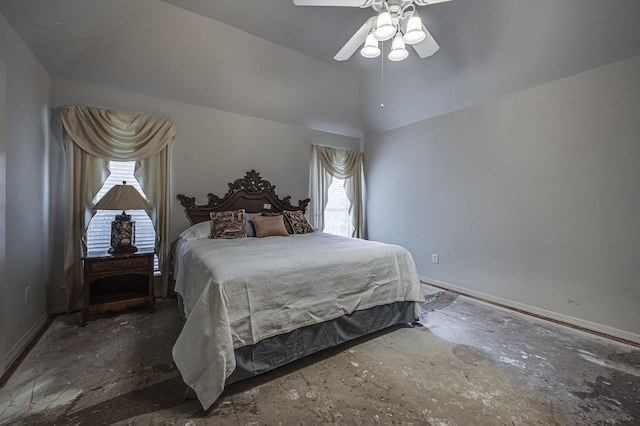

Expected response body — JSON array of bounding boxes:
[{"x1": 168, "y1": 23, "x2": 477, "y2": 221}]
[{"x1": 88, "y1": 255, "x2": 150, "y2": 273}]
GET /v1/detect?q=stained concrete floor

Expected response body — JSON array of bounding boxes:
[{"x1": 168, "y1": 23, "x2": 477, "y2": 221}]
[{"x1": 1, "y1": 285, "x2": 638, "y2": 425}]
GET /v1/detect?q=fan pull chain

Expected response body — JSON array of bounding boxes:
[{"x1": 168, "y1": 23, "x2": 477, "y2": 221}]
[{"x1": 380, "y1": 41, "x2": 384, "y2": 109}]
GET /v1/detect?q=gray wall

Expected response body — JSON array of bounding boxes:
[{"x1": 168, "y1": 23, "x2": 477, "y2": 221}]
[
  {"x1": 48, "y1": 79, "x2": 360, "y2": 313},
  {"x1": 0, "y1": 13, "x2": 51, "y2": 373},
  {"x1": 365, "y1": 56, "x2": 640, "y2": 343}
]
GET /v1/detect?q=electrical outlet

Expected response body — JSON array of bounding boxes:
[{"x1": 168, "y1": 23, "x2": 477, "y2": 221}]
[
  {"x1": 25, "y1": 286, "x2": 31, "y2": 305},
  {"x1": 431, "y1": 254, "x2": 439, "y2": 264}
]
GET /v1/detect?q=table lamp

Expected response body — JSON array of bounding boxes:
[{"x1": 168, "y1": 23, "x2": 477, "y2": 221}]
[{"x1": 93, "y1": 181, "x2": 152, "y2": 253}]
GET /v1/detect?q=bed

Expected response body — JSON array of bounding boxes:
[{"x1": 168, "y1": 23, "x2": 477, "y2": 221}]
[{"x1": 171, "y1": 170, "x2": 423, "y2": 410}]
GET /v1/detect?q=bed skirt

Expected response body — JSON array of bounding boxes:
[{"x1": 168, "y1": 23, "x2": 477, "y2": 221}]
[
  {"x1": 176, "y1": 295, "x2": 417, "y2": 401},
  {"x1": 227, "y1": 300, "x2": 417, "y2": 383}
]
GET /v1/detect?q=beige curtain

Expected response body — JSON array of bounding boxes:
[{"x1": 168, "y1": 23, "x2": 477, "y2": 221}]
[
  {"x1": 309, "y1": 145, "x2": 364, "y2": 238},
  {"x1": 61, "y1": 105, "x2": 177, "y2": 312}
]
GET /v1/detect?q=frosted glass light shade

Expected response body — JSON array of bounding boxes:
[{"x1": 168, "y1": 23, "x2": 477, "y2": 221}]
[
  {"x1": 403, "y1": 15, "x2": 426, "y2": 45},
  {"x1": 388, "y1": 34, "x2": 408, "y2": 61},
  {"x1": 374, "y1": 12, "x2": 396, "y2": 41},
  {"x1": 360, "y1": 34, "x2": 381, "y2": 58}
]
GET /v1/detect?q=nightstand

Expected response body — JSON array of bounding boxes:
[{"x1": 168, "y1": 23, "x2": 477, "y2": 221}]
[{"x1": 81, "y1": 249, "x2": 155, "y2": 326}]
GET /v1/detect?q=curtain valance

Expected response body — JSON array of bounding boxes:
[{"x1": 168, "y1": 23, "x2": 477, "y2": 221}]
[
  {"x1": 61, "y1": 105, "x2": 176, "y2": 160},
  {"x1": 314, "y1": 145, "x2": 362, "y2": 179}
]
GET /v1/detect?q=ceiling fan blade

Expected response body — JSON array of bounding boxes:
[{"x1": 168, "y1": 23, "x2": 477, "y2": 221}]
[
  {"x1": 414, "y1": 0, "x2": 452, "y2": 5},
  {"x1": 334, "y1": 17, "x2": 376, "y2": 61},
  {"x1": 293, "y1": 0, "x2": 364, "y2": 6},
  {"x1": 411, "y1": 24, "x2": 440, "y2": 58}
]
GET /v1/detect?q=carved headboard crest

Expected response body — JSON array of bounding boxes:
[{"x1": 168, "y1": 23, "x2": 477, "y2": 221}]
[
  {"x1": 230, "y1": 169, "x2": 275, "y2": 194},
  {"x1": 177, "y1": 170, "x2": 310, "y2": 224},
  {"x1": 208, "y1": 169, "x2": 276, "y2": 207}
]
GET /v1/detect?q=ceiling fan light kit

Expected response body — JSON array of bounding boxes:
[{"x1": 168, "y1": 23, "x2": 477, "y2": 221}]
[
  {"x1": 361, "y1": 33, "x2": 382, "y2": 58},
  {"x1": 403, "y1": 14, "x2": 426, "y2": 44},
  {"x1": 364, "y1": 3, "x2": 424, "y2": 61},
  {"x1": 373, "y1": 11, "x2": 396, "y2": 41},
  {"x1": 293, "y1": 0, "x2": 450, "y2": 62},
  {"x1": 388, "y1": 32, "x2": 409, "y2": 61},
  {"x1": 293, "y1": 0, "x2": 450, "y2": 107}
]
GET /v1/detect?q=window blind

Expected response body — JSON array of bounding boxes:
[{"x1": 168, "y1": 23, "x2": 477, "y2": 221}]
[{"x1": 86, "y1": 161, "x2": 158, "y2": 270}]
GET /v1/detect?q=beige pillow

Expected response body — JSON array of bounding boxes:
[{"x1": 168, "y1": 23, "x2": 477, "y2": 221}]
[{"x1": 253, "y1": 214, "x2": 289, "y2": 237}]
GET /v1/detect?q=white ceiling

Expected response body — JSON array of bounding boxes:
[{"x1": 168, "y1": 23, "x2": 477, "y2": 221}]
[{"x1": 1, "y1": 0, "x2": 640, "y2": 136}]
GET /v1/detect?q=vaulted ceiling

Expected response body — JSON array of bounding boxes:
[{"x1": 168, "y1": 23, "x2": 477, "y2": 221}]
[{"x1": 1, "y1": 0, "x2": 640, "y2": 136}]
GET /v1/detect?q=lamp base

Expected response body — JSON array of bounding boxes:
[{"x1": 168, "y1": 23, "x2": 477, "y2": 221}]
[
  {"x1": 110, "y1": 215, "x2": 137, "y2": 254},
  {"x1": 109, "y1": 245, "x2": 139, "y2": 254}
]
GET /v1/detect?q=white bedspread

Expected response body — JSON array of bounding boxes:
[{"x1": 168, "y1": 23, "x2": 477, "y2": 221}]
[{"x1": 171, "y1": 232, "x2": 422, "y2": 409}]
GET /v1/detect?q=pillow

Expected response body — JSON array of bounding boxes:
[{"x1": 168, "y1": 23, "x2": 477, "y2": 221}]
[
  {"x1": 283, "y1": 210, "x2": 314, "y2": 234},
  {"x1": 179, "y1": 221, "x2": 212, "y2": 241},
  {"x1": 244, "y1": 213, "x2": 257, "y2": 237},
  {"x1": 209, "y1": 209, "x2": 247, "y2": 239},
  {"x1": 252, "y1": 214, "x2": 289, "y2": 238},
  {"x1": 261, "y1": 212, "x2": 294, "y2": 234}
]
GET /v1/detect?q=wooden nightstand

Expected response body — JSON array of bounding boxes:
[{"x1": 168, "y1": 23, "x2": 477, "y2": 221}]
[{"x1": 81, "y1": 249, "x2": 155, "y2": 326}]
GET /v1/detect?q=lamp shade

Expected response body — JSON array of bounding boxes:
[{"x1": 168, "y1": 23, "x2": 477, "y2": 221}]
[
  {"x1": 373, "y1": 11, "x2": 396, "y2": 41},
  {"x1": 360, "y1": 33, "x2": 381, "y2": 58},
  {"x1": 403, "y1": 15, "x2": 426, "y2": 45},
  {"x1": 388, "y1": 34, "x2": 408, "y2": 61},
  {"x1": 93, "y1": 181, "x2": 151, "y2": 212}
]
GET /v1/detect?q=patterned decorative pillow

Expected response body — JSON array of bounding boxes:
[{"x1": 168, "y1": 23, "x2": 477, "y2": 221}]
[
  {"x1": 209, "y1": 209, "x2": 247, "y2": 239},
  {"x1": 252, "y1": 214, "x2": 289, "y2": 237},
  {"x1": 283, "y1": 210, "x2": 314, "y2": 234},
  {"x1": 261, "y1": 212, "x2": 294, "y2": 234}
]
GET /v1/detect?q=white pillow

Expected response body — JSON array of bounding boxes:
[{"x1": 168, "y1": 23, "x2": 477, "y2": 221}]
[{"x1": 179, "y1": 221, "x2": 212, "y2": 241}]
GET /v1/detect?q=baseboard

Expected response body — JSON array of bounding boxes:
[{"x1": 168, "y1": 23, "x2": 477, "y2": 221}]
[
  {"x1": 421, "y1": 276, "x2": 640, "y2": 346},
  {"x1": 5, "y1": 311, "x2": 49, "y2": 370}
]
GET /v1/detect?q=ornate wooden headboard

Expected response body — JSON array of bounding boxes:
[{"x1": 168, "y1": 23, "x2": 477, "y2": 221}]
[{"x1": 177, "y1": 170, "x2": 310, "y2": 224}]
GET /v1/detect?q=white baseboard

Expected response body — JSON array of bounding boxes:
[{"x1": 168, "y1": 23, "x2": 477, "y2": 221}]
[
  {"x1": 421, "y1": 276, "x2": 640, "y2": 346},
  {"x1": 5, "y1": 311, "x2": 49, "y2": 370}
]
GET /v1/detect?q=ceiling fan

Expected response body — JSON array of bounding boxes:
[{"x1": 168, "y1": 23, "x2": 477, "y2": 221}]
[{"x1": 293, "y1": 0, "x2": 451, "y2": 62}]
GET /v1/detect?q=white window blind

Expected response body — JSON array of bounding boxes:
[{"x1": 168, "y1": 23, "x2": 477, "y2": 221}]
[
  {"x1": 323, "y1": 178, "x2": 351, "y2": 237},
  {"x1": 86, "y1": 161, "x2": 158, "y2": 269}
]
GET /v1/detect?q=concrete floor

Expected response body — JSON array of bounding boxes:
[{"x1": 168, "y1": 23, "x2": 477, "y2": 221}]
[{"x1": 0, "y1": 285, "x2": 638, "y2": 425}]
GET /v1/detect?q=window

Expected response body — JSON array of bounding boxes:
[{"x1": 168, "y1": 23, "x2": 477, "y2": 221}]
[
  {"x1": 309, "y1": 145, "x2": 364, "y2": 238},
  {"x1": 323, "y1": 178, "x2": 351, "y2": 237},
  {"x1": 86, "y1": 161, "x2": 158, "y2": 269}
]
